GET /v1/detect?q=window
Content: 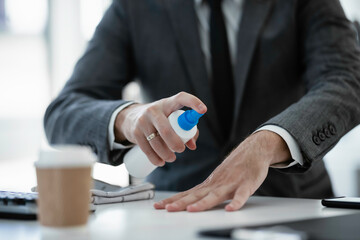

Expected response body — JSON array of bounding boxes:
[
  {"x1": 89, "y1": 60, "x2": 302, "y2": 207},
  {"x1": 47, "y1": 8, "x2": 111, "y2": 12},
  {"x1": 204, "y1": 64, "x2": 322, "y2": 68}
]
[
  {"x1": 0, "y1": 0, "x2": 128, "y2": 191},
  {"x1": 0, "y1": 0, "x2": 49, "y2": 161}
]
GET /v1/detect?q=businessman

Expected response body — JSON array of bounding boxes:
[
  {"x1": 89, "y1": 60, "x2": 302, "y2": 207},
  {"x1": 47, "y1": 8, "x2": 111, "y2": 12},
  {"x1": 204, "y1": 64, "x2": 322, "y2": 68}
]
[{"x1": 45, "y1": 0, "x2": 360, "y2": 212}]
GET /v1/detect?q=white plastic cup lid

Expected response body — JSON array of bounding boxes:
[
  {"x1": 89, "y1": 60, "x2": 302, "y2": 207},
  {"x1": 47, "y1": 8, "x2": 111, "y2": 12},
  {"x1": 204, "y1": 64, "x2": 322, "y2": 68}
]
[{"x1": 35, "y1": 145, "x2": 97, "y2": 169}]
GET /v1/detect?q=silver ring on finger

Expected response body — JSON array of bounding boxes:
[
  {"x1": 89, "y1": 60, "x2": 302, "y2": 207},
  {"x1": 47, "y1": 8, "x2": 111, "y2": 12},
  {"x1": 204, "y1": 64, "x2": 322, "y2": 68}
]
[{"x1": 146, "y1": 132, "x2": 159, "y2": 142}]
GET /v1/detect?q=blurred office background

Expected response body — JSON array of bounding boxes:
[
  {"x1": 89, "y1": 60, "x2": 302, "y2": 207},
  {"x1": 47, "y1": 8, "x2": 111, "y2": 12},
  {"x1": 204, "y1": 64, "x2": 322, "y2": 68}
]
[{"x1": 0, "y1": 0, "x2": 359, "y2": 195}]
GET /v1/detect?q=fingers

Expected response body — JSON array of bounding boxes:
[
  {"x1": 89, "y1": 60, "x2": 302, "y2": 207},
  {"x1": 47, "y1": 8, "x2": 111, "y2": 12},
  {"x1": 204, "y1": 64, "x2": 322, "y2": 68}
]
[
  {"x1": 128, "y1": 92, "x2": 206, "y2": 166},
  {"x1": 148, "y1": 134, "x2": 176, "y2": 163},
  {"x1": 187, "y1": 191, "x2": 228, "y2": 212},
  {"x1": 155, "y1": 188, "x2": 247, "y2": 212},
  {"x1": 165, "y1": 189, "x2": 208, "y2": 212},
  {"x1": 138, "y1": 129, "x2": 176, "y2": 166},
  {"x1": 149, "y1": 113, "x2": 185, "y2": 153},
  {"x1": 225, "y1": 188, "x2": 249, "y2": 212},
  {"x1": 153, "y1": 190, "x2": 191, "y2": 209},
  {"x1": 163, "y1": 92, "x2": 207, "y2": 116},
  {"x1": 171, "y1": 187, "x2": 231, "y2": 212},
  {"x1": 185, "y1": 130, "x2": 199, "y2": 150},
  {"x1": 154, "y1": 185, "x2": 233, "y2": 212},
  {"x1": 135, "y1": 130, "x2": 165, "y2": 167},
  {"x1": 152, "y1": 127, "x2": 271, "y2": 213},
  {"x1": 136, "y1": 108, "x2": 181, "y2": 165},
  {"x1": 185, "y1": 139, "x2": 196, "y2": 150},
  {"x1": 141, "y1": 92, "x2": 205, "y2": 161}
]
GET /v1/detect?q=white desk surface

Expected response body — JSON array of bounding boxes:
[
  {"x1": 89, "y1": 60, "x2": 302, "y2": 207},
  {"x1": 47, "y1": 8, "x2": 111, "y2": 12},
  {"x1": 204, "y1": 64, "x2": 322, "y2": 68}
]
[{"x1": 1, "y1": 191, "x2": 359, "y2": 240}]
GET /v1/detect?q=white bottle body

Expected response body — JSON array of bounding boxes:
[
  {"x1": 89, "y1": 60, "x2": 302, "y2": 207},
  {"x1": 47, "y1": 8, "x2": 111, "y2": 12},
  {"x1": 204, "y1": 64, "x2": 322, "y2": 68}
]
[{"x1": 124, "y1": 110, "x2": 197, "y2": 178}]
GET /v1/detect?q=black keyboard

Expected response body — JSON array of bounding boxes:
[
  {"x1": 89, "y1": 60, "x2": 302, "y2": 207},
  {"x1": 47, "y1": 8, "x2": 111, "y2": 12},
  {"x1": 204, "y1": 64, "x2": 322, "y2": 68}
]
[{"x1": 0, "y1": 191, "x2": 37, "y2": 220}]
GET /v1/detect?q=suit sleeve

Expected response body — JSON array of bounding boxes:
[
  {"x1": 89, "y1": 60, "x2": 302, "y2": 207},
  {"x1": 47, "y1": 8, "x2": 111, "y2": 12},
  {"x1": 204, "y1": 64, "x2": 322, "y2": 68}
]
[
  {"x1": 44, "y1": 0, "x2": 135, "y2": 166},
  {"x1": 261, "y1": 0, "x2": 360, "y2": 171}
]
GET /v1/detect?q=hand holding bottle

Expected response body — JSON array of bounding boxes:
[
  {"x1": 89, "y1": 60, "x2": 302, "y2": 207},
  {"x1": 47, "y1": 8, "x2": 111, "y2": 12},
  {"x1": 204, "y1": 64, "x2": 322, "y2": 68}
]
[
  {"x1": 125, "y1": 109, "x2": 204, "y2": 178},
  {"x1": 114, "y1": 92, "x2": 207, "y2": 167}
]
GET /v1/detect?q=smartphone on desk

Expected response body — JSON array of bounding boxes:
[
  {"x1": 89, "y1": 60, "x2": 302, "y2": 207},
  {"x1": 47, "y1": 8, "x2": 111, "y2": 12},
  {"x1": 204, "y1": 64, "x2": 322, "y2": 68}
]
[{"x1": 322, "y1": 197, "x2": 360, "y2": 209}]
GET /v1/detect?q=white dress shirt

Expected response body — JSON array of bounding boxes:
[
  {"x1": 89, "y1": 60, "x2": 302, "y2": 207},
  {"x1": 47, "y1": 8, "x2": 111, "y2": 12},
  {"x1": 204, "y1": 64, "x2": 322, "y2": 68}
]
[{"x1": 108, "y1": 0, "x2": 303, "y2": 168}]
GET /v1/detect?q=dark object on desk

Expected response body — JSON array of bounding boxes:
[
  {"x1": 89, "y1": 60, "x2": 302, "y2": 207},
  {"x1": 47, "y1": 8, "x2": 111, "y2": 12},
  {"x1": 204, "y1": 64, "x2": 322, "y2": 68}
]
[
  {"x1": 322, "y1": 197, "x2": 360, "y2": 209},
  {"x1": 0, "y1": 191, "x2": 37, "y2": 220},
  {"x1": 321, "y1": 197, "x2": 360, "y2": 209},
  {"x1": 199, "y1": 213, "x2": 360, "y2": 240}
]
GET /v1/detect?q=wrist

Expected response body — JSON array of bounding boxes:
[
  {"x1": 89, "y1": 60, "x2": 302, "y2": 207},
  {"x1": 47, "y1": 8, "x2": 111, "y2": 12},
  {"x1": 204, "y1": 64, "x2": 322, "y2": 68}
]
[
  {"x1": 114, "y1": 103, "x2": 138, "y2": 143},
  {"x1": 253, "y1": 130, "x2": 291, "y2": 166}
]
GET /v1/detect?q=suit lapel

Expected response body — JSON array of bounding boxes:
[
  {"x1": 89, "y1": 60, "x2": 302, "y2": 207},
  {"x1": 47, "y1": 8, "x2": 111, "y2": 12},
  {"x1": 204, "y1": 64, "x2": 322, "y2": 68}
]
[
  {"x1": 232, "y1": 0, "x2": 273, "y2": 137},
  {"x1": 164, "y1": 0, "x2": 224, "y2": 144}
]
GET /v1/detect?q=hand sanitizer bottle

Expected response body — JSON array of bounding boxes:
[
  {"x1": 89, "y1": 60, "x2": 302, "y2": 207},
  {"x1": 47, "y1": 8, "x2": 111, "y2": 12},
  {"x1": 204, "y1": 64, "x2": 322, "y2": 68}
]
[{"x1": 124, "y1": 109, "x2": 204, "y2": 178}]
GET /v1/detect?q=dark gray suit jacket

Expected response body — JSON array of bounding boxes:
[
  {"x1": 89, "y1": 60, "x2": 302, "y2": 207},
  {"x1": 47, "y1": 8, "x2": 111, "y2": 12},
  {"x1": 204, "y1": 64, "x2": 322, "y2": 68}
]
[{"x1": 44, "y1": 0, "x2": 360, "y2": 198}]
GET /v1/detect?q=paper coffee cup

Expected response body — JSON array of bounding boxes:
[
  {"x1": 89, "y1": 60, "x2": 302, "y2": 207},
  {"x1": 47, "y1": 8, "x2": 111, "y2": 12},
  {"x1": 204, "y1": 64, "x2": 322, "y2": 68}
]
[{"x1": 35, "y1": 145, "x2": 96, "y2": 227}]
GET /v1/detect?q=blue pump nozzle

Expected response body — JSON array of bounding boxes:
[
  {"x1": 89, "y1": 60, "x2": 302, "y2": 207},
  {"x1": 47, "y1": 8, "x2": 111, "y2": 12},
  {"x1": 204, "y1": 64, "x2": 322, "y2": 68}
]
[{"x1": 177, "y1": 110, "x2": 204, "y2": 131}]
